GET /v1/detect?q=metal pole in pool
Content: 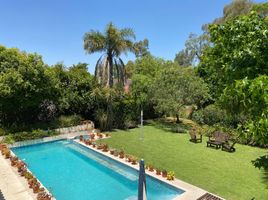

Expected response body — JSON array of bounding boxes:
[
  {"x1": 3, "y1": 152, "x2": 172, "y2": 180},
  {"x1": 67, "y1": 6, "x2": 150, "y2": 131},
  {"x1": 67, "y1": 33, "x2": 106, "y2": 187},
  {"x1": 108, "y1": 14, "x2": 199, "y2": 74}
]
[
  {"x1": 140, "y1": 109, "x2": 144, "y2": 140},
  {"x1": 138, "y1": 159, "x2": 147, "y2": 200}
]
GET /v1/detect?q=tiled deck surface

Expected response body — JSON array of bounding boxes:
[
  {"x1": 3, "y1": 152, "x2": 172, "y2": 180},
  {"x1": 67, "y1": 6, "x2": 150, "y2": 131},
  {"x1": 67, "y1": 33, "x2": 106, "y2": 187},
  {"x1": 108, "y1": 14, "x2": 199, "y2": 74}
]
[{"x1": 0, "y1": 153, "x2": 36, "y2": 200}]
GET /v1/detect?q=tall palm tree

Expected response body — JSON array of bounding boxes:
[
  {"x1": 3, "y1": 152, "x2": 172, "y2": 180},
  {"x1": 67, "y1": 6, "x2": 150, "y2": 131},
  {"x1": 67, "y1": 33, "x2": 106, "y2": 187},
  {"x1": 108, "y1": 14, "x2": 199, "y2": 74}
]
[{"x1": 83, "y1": 23, "x2": 148, "y2": 87}]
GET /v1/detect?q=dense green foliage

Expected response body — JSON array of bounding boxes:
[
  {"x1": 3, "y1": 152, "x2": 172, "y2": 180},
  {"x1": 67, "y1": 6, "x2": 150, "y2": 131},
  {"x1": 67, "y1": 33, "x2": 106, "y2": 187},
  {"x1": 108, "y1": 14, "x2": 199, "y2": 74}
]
[
  {"x1": 3, "y1": 129, "x2": 59, "y2": 143},
  {"x1": 198, "y1": 12, "x2": 268, "y2": 99},
  {"x1": 0, "y1": 45, "x2": 56, "y2": 125},
  {"x1": 220, "y1": 76, "x2": 268, "y2": 145},
  {"x1": 152, "y1": 67, "x2": 210, "y2": 122},
  {"x1": 102, "y1": 124, "x2": 268, "y2": 200},
  {"x1": 191, "y1": 104, "x2": 229, "y2": 126},
  {"x1": 47, "y1": 63, "x2": 95, "y2": 116}
]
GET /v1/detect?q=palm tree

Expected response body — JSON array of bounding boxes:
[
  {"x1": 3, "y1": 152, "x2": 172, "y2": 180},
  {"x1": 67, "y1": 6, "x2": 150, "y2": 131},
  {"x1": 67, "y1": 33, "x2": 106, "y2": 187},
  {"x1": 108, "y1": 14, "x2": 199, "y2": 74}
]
[{"x1": 83, "y1": 23, "x2": 148, "y2": 87}]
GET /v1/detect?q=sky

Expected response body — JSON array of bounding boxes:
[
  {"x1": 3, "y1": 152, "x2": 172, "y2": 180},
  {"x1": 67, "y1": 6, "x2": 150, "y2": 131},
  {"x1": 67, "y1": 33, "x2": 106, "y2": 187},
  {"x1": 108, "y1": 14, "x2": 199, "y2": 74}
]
[{"x1": 0, "y1": 0, "x2": 263, "y2": 73}]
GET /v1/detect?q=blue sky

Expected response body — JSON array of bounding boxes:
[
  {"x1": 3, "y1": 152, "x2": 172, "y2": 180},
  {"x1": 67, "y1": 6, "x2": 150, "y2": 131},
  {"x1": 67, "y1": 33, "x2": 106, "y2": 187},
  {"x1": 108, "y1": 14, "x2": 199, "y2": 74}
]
[{"x1": 0, "y1": 0, "x2": 262, "y2": 73}]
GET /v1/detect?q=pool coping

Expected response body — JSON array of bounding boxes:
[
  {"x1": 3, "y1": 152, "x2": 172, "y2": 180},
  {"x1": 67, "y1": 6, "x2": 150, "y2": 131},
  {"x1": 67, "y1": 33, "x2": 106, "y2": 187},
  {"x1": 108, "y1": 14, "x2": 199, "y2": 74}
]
[{"x1": 74, "y1": 139, "x2": 210, "y2": 200}]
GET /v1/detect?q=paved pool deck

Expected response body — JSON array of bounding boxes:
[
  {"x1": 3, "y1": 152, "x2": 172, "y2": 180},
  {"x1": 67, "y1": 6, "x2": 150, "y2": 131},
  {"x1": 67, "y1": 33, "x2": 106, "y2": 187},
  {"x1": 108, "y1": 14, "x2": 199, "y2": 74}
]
[{"x1": 0, "y1": 153, "x2": 36, "y2": 200}]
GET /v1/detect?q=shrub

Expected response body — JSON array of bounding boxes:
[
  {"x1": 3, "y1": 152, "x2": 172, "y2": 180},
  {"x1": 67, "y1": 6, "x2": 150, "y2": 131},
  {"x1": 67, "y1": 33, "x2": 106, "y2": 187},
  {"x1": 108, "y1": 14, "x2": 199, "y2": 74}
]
[
  {"x1": 0, "y1": 128, "x2": 7, "y2": 136},
  {"x1": 192, "y1": 104, "x2": 227, "y2": 126},
  {"x1": 7, "y1": 129, "x2": 58, "y2": 142},
  {"x1": 124, "y1": 120, "x2": 137, "y2": 129},
  {"x1": 171, "y1": 126, "x2": 186, "y2": 133},
  {"x1": 2, "y1": 135, "x2": 15, "y2": 144},
  {"x1": 54, "y1": 115, "x2": 82, "y2": 128},
  {"x1": 167, "y1": 171, "x2": 175, "y2": 180}
]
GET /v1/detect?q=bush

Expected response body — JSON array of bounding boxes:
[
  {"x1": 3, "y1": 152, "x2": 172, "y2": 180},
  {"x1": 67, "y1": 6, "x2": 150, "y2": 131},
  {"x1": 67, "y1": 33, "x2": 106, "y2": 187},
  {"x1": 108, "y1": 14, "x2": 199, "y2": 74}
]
[
  {"x1": 54, "y1": 115, "x2": 82, "y2": 128},
  {"x1": 10, "y1": 129, "x2": 58, "y2": 142},
  {"x1": 124, "y1": 120, "x2": 137, "y2": 129},
  {"x1": 192, "y1": 104, "x2": 227, "y2": 126},
  {"x1": 2, "y1": 135, "x2": 15, "y2": 144},
  {"x1": 171, "y1": 126, "x2": 186, "y2": 133},
  {"x1": 0, "y1": 128, "x2": 7, "y2": 136}
]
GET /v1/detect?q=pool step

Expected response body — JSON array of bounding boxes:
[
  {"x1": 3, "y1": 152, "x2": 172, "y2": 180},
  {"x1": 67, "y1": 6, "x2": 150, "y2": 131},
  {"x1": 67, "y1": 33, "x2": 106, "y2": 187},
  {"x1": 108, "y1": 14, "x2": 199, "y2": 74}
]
[{"x1": 65, "y1": 143, "x2": 138, "y2": 181}]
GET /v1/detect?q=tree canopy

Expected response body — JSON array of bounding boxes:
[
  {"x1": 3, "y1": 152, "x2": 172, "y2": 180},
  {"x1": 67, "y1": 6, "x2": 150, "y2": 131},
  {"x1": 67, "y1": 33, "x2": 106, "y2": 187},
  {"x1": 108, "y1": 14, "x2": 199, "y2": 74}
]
[
  {"x1": 83, "y1": 23, "x2": 149, "y2": 87},
  {"x1": 0, "y1": 45, "x2": 56, "y2": 124},
  {"x1": 198, "y1": 12, "x2": 268, "y2": 99},
  {"x1": 152, "y1": 67, "x2": 210, "y2": 123}
]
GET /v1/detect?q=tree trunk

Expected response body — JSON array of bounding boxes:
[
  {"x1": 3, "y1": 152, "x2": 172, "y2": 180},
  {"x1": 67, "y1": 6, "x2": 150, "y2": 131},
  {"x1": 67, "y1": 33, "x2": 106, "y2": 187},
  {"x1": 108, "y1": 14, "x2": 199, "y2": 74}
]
[
  {"x1": 176, "y1": 114, "x2": 180, "y2": 123},
  {"x1": 107, "y1": 54, "x2": 113, "y2": 87}
]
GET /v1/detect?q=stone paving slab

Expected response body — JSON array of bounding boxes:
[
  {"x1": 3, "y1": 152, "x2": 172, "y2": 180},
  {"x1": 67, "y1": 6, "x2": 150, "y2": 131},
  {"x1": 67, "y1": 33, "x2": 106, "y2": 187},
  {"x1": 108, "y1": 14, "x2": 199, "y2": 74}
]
[{"x1": 0, "y1": 154, "x2": 36, "y2": 200}]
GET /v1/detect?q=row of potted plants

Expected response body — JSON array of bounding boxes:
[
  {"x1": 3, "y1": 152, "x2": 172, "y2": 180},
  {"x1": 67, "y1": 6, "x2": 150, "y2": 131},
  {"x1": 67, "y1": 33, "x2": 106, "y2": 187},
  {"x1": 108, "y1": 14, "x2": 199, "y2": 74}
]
[
  {"x1": 79, "y1": 132, "x2": 109, "y2": 141},
  {"x1": 0, "y1": 143, "x2": 52, "y2": 200},
  {"x1": 78, "y1": 137, "x2": 176, "y2": 181}
]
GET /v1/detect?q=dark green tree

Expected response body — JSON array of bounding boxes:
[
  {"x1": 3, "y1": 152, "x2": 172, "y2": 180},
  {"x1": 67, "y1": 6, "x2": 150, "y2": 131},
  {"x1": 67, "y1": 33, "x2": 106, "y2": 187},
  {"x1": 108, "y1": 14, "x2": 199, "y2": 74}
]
[
  {"x1": 219, "y1": 76, "x2": 268, "y2": 145},
  {"x1": 0, "y1": 45, "x2": 56, "y2": 124},
  {"x1": 47, "y1": 63, "x2": 95, "y2": 117},
  {"x1": 198, "y1": 12, "x2": 268, "y2": 99},
  {"x1": 152, "y1": 67, "x2": 210, "y2": 123}
]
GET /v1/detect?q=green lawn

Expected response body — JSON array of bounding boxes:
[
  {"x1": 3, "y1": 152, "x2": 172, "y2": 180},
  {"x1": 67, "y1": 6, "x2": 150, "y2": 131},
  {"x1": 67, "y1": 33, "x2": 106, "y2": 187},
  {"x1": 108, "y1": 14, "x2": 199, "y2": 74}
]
[{"x1": 101, "y1": 123, "x2": 268, "y2": 200}]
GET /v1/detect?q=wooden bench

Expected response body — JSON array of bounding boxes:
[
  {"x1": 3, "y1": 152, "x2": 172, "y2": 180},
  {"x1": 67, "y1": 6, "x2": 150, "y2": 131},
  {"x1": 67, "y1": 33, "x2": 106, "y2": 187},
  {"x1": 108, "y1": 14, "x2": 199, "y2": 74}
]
[{"x1": 207, "y1": 131, "x2": 229, "y2": 149}]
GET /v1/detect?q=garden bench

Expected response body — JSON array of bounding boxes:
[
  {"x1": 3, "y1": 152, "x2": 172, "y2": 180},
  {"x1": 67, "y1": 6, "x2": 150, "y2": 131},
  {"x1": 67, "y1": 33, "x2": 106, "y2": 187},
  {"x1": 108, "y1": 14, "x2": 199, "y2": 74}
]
[
  {"x1": 222, "y1": 141, "x2": 236, "y2": 152},
  {"x1": 206, "y1": 131, "x2": 229, "y2": 149},
  {"x1": 189, "y1": 128, "x2": 202, "y2": 143}
]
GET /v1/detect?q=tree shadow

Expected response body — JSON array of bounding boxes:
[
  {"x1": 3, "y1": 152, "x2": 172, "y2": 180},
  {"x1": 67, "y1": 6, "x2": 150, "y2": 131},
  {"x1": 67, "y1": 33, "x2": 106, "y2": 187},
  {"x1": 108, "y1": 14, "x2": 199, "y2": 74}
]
[
  {"x1": 252, "y1": 154, "x2": 268, "y2": 189},
  {"x1": 146, "y1": 118, "x2": 192, "y2": 134}
]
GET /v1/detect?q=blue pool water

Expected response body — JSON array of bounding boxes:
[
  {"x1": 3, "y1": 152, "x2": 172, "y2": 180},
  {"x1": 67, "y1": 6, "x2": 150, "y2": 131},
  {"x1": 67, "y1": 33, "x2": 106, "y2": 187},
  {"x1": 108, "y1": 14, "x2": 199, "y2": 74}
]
[{"x1": 12, "y1": 140, "x2": 184, "y2": 200}]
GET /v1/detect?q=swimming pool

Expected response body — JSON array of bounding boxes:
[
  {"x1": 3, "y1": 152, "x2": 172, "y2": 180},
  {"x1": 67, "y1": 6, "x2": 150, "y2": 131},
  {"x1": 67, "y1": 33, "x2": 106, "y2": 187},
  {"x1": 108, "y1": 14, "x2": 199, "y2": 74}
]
[{"x1": 12, "y1": 140, "x2": 184, "y2": 200}]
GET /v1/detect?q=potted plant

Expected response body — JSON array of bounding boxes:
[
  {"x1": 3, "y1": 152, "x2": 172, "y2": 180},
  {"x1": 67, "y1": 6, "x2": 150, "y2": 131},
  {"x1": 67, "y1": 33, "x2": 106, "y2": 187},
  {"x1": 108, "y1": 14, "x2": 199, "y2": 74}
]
[
  {"x1": 24, "y1": 172, "x2": 34, "y2": 180},
  {"x1": 162, "y1": 170, "x2": 167, "y2": 178},
  {"x1": 2, "y1": 148, "x2": 11, "y2": 159},
  {"x1": 32, "y1": 182, "x2": 41, "y2": 193},
  {"x1": 156, "y1": 168, "x2": 161, "y2": 175},
  {"x1": 126, "y1": 155, "x2": 132, "y2": 163},
  {"x1": 90, "y1": 134, "x2": 95, "y2": 140},
  {"x1": 19, "y1": 167, "x2": 27, "y2": 176},
  {"x1": 97, "y1": 143, "x2": 104, "y2": 150},
  {"x1": 85, "y1": 139, "x2": 92, "y2": 145},
  {"x1": 148, "y1": 164, "x2": 154, "y2": 172},
  {"x1": 131, "y1": 156, "x2": 137, "y2": 165},
  {"x1": 16, "y1": 161, "x2": 26, "y2": 173},
  {"x1": 109, "y1": 149, "x2": 115, "y2": 155},
  {"x1": 28, "y1": 178, "x2": 37, "y2": 188},
  {"x1": 113, "y1": 150, "x2": 119, "y2": 157},
  {"x1": 167, "y1": 171, "x2": 175, "y2": 181},
  {"x1": 119, "y1": 150, "x2": 124, "y2": 159},
  {"x1": 92, "y1": 142, "x2": 96, "y2": 148},
  {"x1": 102, "y1": 144, "x2": 109, "y2": 152},
  {"x1": 10, "y1": 156, "x2": 18, "y2": 166},
  {"x1": 0, "y1": 144, "x2": 7, "y2": 151},
  {"x1": 37, "y1": 191, "x2": 52, "y2": 200}
]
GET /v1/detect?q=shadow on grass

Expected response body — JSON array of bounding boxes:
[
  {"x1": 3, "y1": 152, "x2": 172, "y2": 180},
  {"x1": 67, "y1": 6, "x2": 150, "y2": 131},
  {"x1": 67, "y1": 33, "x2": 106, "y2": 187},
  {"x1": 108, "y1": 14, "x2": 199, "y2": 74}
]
[
  {"x1": 146, "y1": 118, "x2": 192, "y2": 134},
  {"x1": 252, "y1": 154, "x2": 268, "y2": 189}
]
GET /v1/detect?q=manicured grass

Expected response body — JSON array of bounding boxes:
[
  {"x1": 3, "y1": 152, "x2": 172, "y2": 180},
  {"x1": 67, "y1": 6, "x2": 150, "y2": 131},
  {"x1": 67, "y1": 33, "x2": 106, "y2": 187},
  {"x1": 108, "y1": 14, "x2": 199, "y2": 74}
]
[{"x1": 102, "y1": 123, "x2": 268, "y2": 200}]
